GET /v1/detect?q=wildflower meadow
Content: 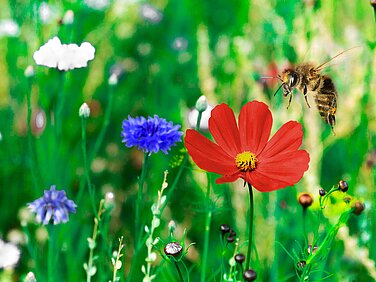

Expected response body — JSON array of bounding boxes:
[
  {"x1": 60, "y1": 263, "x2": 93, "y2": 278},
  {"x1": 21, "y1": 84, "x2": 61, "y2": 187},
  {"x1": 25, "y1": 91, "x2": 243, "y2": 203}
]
[{"x1": 0, "y1": 0, "x2": 375, "y2": 281}]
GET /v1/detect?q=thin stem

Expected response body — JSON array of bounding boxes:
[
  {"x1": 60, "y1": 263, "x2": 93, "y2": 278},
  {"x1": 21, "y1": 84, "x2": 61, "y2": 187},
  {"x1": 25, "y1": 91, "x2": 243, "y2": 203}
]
[
  {"x1": 81, "y1": 118, "x2": 96, "y2": 215},
  {"x1": 135, "y1": 153, "x2": 150, "y2": 249},
  {"x1": 90, "y1": 83, "x2": 115, "y2": 162},
  {"x1": 48, "y1": 225, "x2": 55, "y2": 282},
  {"x1": 245, "y1": 183, "x2": 254, "y2": 270},
  {"x1": 174, "y1": 261, "x2": 184, "y2": 282},
  {"x1": 55, "y1": 71, "x2": 65, "y2": 137},
  {"x1": 201, "y1": 174, "x2": 212, "y2": 282}
]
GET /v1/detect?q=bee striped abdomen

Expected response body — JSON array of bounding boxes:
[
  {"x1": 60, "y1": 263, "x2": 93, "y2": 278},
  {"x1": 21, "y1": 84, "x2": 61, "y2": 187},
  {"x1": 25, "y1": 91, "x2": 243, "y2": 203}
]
[{"x1": 313, "y1": 75, "x2": 337, "y2": 128}]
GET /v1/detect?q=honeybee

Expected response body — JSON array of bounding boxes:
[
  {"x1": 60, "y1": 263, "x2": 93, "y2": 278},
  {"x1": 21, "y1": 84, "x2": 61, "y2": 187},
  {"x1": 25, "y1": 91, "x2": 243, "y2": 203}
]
[{"x1": 272, "y1": 49, "x2": 354, "y2": 131}]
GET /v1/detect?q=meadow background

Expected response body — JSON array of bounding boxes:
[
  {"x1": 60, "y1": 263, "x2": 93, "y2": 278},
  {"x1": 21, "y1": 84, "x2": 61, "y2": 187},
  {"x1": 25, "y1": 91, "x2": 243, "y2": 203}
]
[{"x1": 0, "y1": 0, "x2": 375, "y2": 281}]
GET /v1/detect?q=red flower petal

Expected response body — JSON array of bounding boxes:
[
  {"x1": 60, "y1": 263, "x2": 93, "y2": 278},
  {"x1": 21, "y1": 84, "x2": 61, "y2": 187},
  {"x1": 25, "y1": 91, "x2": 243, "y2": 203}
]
[
  {"x1": 238, "y1": 101, "x2": 272, "y2": 155},
  {"x1": 249, "y1": 150, "x2": 310, "y2": 192},
  {"x1": 216, "y1": 172, "x2": 242, "y2": 184},
  {"x1": 209, "y1": 104, "x2": 242, "y2": 157},
  {"x1": 185, "y1": 129, "x2": 238, "y2": 175},
  {"x1": 258, "y1": 121, "x2": 303, "y2": 160}
]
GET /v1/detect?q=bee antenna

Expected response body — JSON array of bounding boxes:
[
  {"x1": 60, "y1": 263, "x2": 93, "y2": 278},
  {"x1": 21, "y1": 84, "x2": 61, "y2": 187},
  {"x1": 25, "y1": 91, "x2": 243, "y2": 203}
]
[
  {"x1": 260, "y1": 75, "x2": 283, "y2": 82},
  {"x1": 273, "y1": 83, "x2": 284, "y2": 96}
]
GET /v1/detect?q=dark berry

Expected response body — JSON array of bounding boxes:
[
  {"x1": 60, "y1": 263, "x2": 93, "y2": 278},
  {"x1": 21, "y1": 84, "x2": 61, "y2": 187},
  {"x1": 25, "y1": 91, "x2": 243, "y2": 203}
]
[
  {"x1": 220, "y1": 224, "x2": 230, "y2": 234},
  {"x1": 243, "y1": 269, "x2": 257, "y2": 281},
  {"x1": 298, "y1": 193, "x2": 313, "y2": 209},
  {"x1": 226, "y1": 236, "x2": 235, "y2": 243},
  {"x1": 338, "y1": 180, "x2": 348, "y2": 192},
  {"x1": 352, "y1": 201, "x2": 365, "y2": 215},
  {"x1": 319, "y1": 188, "x2": 326, "y2": 196},
  {"x1": 234, "y1": 253, "x2": 246, "y2": 264}
]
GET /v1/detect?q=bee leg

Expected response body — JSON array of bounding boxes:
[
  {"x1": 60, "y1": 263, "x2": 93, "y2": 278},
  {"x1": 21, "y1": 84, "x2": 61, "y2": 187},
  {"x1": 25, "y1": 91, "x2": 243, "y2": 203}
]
[
  {"x1": 287, "y1": 93, "x2": 293, "y2": 109},
  {"x1": 303, "y1": 85, "x2": 311, "y2": 108}
]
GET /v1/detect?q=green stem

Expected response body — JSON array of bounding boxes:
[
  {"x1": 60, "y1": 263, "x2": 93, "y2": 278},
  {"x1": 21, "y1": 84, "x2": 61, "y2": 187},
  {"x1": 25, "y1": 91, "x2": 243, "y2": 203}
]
[
  {"x1": 135, "y1": 153, "x2": 150, "y2": 248},
  {"x1": 90, "y1": 83, "x2": 115, "y2": 162},
  {"x1": 201, "y1": 174, "x2": 212, "y2": 282},
  {"x1": 81, "y1": 118, "x2": 96, "y2": 215},
  {"x1": 48, "y1": 225, "x2": 55, "y2": 282},
  {"x1": 245, "y1": 183, "x2": 254, "y2": 270},
  {"x1": 55, "y1": 71, "x2": 65, "y2": 137},
  {"x1": 175, "y1": 261, "x2": 184, "y2": 282}
]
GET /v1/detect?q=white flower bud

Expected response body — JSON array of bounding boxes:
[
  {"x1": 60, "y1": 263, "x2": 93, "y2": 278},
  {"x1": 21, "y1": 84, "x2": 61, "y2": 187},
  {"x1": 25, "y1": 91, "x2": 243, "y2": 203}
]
[
  {"x1": 79, "y1": 102, "x2": 90, "y2": 118},
  {"x1": 168, "y1": 220, "x2": 176, "y2": 233},
  {"x1": 195, "y1": 95, "x2": 208, "y2": 112},
  {"x1": 26, "y1": 272, "x2": 37, "y2": 282},
  {"x1": 62, "y1": 10, "x2": 74, "y2": 25},
  {"x1": 108, "y1": 73, "x2": 118, "y2": 86},
  {"x1": 24, "y1": 65, "x2": 35, "y2": 77}
]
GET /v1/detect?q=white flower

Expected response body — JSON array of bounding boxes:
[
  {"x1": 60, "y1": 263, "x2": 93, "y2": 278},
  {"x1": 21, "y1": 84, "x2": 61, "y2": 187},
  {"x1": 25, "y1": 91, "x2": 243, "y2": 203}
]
[
  {"x1": 0, "y1": 19, "x2": 19, "y2": 37},
  {"x1": 187, "y1": 104, "x2": 213, "y2": 131},
  {"x1": 62, "y1": 10, "x2": 74, "y2": 25},
  {"x1": 0, "y1": 239, "x2": 20, "y2": 269},
  {"x1": 26, "y1": 272, "x2": 37, "y2": 282},
  {"x1": 79, "y1": 102, "x2": 90, "y2": 118},
  {"x1": 84, "y1": 0, "x2": 110, "y2": 10},
  {"x1": 39, "y1": 2, "x2": 59, "y2": 24},
  {"x1": 140, "y1": 4, "x2": 162, "y2": 23},
  {"x1": 33, "y1": 37, "x2": 95, "y2": 71}
]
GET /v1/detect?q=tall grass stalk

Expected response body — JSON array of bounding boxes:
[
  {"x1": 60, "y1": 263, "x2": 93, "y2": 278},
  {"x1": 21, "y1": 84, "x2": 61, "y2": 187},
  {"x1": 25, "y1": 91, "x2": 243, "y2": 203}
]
[{"x1": 245, "y1": 183, "x2": 254, "y2": 270}]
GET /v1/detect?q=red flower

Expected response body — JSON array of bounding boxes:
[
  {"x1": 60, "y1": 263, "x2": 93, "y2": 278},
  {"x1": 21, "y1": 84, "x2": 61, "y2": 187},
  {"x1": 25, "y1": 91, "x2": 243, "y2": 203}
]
[{"x1": 184, "y1": 101, "x2": 310, "y2": 192}]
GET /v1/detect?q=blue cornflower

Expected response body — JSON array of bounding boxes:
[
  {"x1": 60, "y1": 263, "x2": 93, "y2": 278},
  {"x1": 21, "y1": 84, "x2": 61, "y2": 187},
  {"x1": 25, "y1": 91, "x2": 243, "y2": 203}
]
[
  {"x1": 28, "y1": 185, "x2": 77, "y2": 225},
  {"x1": 121, "y1": 115, "x2": 183, "y2": 155}
]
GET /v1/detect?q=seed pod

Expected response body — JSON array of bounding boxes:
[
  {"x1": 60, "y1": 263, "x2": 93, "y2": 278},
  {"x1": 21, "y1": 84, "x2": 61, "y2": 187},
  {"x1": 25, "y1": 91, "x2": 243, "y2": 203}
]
[
  {"x1": 164, "y1": 242, "x2": 183, "y2": 257},
  {"x1": 319, "y1": 188, "x2": 326, "y2": 196},
  {"x1": 243, "y1": 269, "x2": 257, "y2": 281},
  {"x1": 220, "y1": 224, "x2": 230, "y2": 234},
  {"x1": 338, "y1": 180, "x2": 348, "y2": 192},
  {"x1": 297, "y1": 260, "x2": 306, "y2": 269},
  {"x1": 234, "y1": 253, "x2": 246, "y2": 264},
  {"x1": 298, "y1": 193, "x2": 313, "y2": 209},
  {"x1": 352, "y1": 201, "x2": 365, "y2": 215},
  {"x1": 307, "y1": 244, "x2": 318, "y2": 254}
]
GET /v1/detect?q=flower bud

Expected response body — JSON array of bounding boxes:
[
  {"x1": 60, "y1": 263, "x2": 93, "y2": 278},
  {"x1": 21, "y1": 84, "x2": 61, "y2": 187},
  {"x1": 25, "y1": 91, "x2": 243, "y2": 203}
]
[
  {"x1": 243, "y1": 269, "x2": 257, "y2": 281},
  {"x1": 219, "y1": 224, "x2": 230, "y2": 235},
  {"x1": 24, "y1": 65, "x2": 35, "y2": 78},
  {"x1": 338, "y1": 180, "x2": 348, "y2": 192},
  {"x1": 108, "y1": 74, "x2": 118, "y2": 86},
  {"x1": 168, "y1": 220, "x2": 177, "y2": 233},
  {"x1": 371, "y1": 0, "x2": 376, "y2": 8},
  {"x1": 298, "y1": 193, "x2": 313, "y2": 209},
  {"x1": 25, "y1": 272, "x2": 37, "y2": 282},
  {"x1": 234, "y1": 253, "x2": 246, "y2": 264},
  {"x1": 62, "y1": 10, "x2": 74, "y2": 25},
  {"x1": 164, "y1": 242, "x2": 183, "y2": 257},
  {"x1": 195, "y1": 95, "x2": 208, "y2": 112},
  {"x1": 79, "y1": 102, "x2": 90, "y2": 118},
  {"x1": 352, "y1": 201, "x2": 365, "y2": 215},
  {"x1": 319, "y1": 188, "x2": 326, "y2": 196}
]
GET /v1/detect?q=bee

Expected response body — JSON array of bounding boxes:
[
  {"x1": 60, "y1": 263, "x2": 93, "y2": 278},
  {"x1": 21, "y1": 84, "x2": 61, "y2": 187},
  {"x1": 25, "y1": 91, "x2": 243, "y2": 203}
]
[{"x1": 272, "y1": 49, "x2": 355, "y2": 131}]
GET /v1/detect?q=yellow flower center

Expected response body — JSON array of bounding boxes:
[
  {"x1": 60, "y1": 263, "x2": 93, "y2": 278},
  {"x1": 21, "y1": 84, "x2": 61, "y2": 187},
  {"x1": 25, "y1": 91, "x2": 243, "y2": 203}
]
[{"x1": 235, "y1": 151, "x2": 258, "y2": 172}]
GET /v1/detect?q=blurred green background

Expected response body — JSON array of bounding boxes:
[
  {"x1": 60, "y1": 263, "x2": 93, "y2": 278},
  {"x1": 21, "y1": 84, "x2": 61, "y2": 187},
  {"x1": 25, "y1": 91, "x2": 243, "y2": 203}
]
[{"x1": 0, "y1": 0, "x2": 375, "y2": 281}]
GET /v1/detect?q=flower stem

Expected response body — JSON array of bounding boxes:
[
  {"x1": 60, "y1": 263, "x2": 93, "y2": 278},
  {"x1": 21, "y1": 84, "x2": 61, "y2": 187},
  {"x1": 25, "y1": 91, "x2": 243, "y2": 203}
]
[
  {"x1": 201, "y1": 174, "x2": 212, "y2": 282},
  {"x1": 47, "y1": 225, "x2": 55, "y2": 282},
  {"x1": 90, "y1": 82, "x2": 115, "y2": 162},
  {"x1": 81, "y1": 117, "x2": 96, "y2": 215},
  {"x1": 55, "y1": 71, "x2": 65, "y2": 137},
  {"x1": 245, "y1": 183, "x2": 254, "y2": 270},
  {"x1": 135, "y1": 153, "x2": 150, "y2": 249},
  {"x1": 174, "y1": 261, "x2": 184, "y2": 282}
]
